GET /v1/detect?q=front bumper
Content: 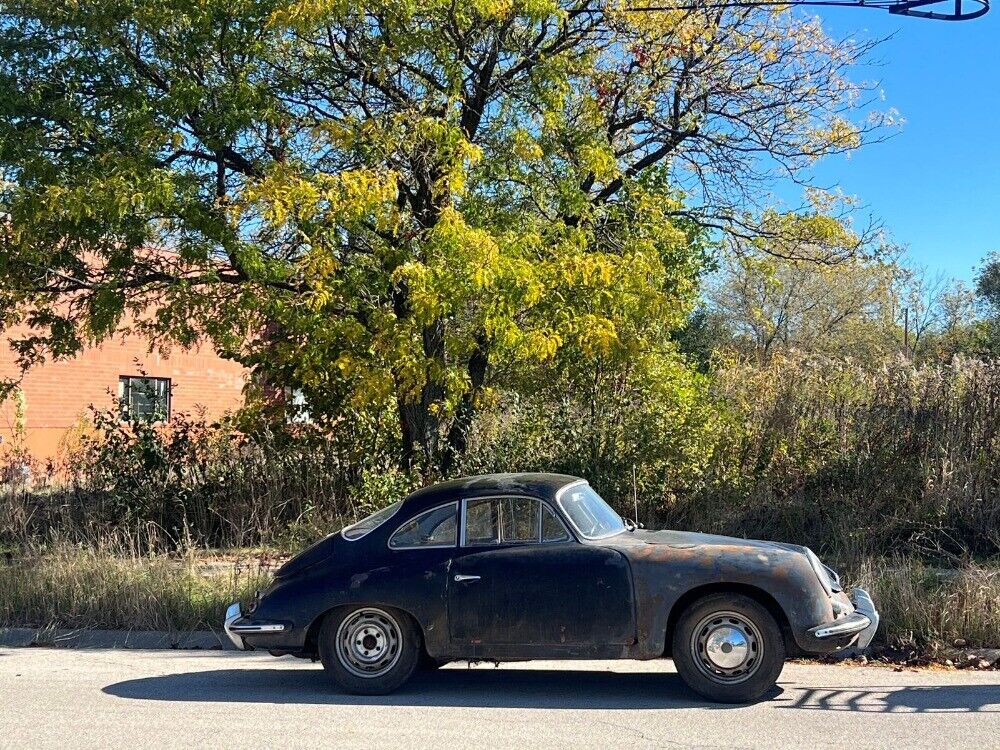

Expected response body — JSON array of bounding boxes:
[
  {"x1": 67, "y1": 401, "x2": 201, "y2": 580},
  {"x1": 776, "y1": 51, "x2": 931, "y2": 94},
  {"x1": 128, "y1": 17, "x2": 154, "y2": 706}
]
[
  {"x1": 808, "y1": 587, "x2": 880, "y2": 650},
  {"x1": 223, "y1": 602, "x2": 288, "y2": 651}
]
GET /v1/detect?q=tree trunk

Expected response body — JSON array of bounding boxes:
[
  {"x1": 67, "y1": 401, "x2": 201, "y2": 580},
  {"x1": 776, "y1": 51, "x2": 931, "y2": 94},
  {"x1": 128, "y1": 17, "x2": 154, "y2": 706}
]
[
  {"x1": 395, "y1": 319, "x2": 447, "y2": 472},
  {"x1": 441, "y1": 335, "x2": 489, "y2": 475}
]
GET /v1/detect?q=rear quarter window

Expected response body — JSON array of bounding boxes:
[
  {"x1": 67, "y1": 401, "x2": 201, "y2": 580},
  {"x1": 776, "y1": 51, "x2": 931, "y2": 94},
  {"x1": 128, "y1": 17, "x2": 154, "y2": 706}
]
[
  {"x1": 342, "y1": 501, "x2": 402, "y2": 540},
  {"x1": 389, "y1": 503, "x2": 458, "y2": 548}
]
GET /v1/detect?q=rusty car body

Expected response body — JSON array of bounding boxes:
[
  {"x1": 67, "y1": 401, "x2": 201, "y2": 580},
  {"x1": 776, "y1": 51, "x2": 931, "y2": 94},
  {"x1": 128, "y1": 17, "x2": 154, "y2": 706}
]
[{"x1": 224, "y1": 473, "x2": 879, "y2": 702}]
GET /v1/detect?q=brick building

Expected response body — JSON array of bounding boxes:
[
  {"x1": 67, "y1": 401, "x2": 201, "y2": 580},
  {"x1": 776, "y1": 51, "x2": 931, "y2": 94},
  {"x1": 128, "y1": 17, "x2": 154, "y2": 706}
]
[{"x1": 0, "y1": 328, "x2": 248, "y2": 464}]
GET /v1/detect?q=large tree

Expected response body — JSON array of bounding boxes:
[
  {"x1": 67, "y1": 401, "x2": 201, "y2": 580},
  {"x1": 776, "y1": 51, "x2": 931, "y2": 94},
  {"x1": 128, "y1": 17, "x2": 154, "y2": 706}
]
[
  {"x1": 709, "y1": 218, "x2": 898, "y2": 361},
  {"x1": 0, "y1": 0, "x2": 885, "y2": 470}
]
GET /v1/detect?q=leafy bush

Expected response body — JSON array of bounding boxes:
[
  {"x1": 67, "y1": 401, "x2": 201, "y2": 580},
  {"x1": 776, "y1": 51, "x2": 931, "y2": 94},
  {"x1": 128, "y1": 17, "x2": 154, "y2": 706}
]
[
  {"x1": 460, "y1": 348, "x2": 720, "y2": 519},
  {"x1": 1, "y1": 400, "x2": 416, "y2": 551}
]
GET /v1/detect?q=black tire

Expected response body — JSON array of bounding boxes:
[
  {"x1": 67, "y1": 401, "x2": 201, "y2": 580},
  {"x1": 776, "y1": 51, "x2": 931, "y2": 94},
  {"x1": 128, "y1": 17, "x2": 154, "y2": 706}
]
[
  {"x1": 671, "y1": 593, "x2": 785, "y2": 704},
  {"x1": 318, "y1": 605, "x2": 421, "y2": 695}
]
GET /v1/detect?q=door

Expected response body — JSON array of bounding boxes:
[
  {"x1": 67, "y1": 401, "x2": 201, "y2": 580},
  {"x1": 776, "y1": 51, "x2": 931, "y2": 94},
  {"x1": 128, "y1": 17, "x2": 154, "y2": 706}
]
[{"x1": 448, "y1": 497, "x2": 635, "y2": 648}]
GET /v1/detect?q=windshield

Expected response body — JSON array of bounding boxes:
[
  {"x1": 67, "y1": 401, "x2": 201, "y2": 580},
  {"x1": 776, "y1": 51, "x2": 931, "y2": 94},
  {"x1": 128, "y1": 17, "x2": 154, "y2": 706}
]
[
  {"x1": 342, "y1": 501, "x2": 402, "y2": 540},
  {"x1": 556, "y1": 483, "x2": 626, "y2": 539}
]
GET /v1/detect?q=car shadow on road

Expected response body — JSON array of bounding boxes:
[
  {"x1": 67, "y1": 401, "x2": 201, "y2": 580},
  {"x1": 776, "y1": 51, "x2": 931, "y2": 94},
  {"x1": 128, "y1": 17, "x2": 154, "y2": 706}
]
[
  {"x1": 102, "y1": 667, "x2": 758, "y2": 710},
  {"x1": 104, "y1": 667, "x2": 1000, "y2": 713},
  {"x1": 773, "y1": 684, "x2": 1000, "y2": 714}
]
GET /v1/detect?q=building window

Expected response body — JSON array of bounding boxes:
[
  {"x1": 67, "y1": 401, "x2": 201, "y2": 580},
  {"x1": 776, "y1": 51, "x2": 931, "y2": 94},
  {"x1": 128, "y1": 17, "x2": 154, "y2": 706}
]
[{"x1": 119, "y1": 376, "x2": 171, "y2": 422}]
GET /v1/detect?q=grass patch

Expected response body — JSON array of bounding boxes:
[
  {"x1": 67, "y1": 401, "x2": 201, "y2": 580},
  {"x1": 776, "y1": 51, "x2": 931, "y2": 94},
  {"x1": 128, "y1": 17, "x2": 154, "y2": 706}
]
[{"x1": 0, "y1": 544, "x2": 271, "y2": 632}]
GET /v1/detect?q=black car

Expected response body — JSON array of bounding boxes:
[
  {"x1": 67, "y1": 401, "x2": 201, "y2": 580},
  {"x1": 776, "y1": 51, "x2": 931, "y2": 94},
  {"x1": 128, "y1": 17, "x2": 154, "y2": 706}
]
[{"x1": 224, "y1": 473, "x2": 878, "y2": 703}]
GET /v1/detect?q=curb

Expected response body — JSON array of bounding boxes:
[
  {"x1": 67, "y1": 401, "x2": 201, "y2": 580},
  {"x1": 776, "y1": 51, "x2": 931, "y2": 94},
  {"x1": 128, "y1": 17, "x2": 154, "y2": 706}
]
[{"x1": 0, "y1": 627, "x2": 240, "y2": 650}]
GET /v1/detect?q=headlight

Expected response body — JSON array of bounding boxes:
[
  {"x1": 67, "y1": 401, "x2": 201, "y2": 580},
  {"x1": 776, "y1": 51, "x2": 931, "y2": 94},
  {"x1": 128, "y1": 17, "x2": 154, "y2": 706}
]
[{"x1": 805, "y1": 548, "x2": 834, "y2": 596}]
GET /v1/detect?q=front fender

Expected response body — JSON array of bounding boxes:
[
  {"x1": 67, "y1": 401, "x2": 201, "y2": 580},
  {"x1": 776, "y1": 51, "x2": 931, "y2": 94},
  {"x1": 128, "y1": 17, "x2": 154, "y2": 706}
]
[{"x1": 618, "y1": 541, "x2": 836, "y2": 658}]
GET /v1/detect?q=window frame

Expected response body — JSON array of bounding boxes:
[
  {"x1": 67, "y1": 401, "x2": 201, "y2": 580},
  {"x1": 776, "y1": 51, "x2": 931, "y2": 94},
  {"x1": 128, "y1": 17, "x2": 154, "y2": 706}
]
[
  {"x1": 459, "y1": 496, "x2": 575, "y2": 548},
  {"x1": 541, "y1": 501, "x2": 573, "y2": 543},
  {"x1": 118, "y1": 375, "x2": 172, "y2": 423},
  {"x1": 387, "y1": 501, "x2": 459, "y2": 551}
]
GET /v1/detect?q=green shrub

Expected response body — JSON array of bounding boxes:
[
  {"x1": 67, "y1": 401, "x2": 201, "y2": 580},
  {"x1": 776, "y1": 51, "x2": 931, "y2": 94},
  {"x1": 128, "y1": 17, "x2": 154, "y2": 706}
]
[
  {"x1": 1, "y1": 401, "x2": 413, "y2": 551},
  {"x1": 460, "y1": 347, "x2": 719, "y2": 519}
]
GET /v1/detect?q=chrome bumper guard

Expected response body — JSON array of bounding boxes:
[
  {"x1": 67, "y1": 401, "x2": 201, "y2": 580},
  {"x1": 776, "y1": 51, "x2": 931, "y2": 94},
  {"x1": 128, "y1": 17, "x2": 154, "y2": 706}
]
[
  {"x1": 223, "y1": 602, "x2": 287, "y2": 651},
  {"x1": 808, "y1": 587, "x2": 880, "y2": 650}
]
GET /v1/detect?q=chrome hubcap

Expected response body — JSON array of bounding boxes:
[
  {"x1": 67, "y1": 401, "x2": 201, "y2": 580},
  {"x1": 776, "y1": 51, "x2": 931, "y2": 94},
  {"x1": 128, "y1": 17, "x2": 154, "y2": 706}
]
[
  {"x1": 691, "y1": 611, "x2": 762, "y2": 684},
  {"x1": 705, "y1": 625, "x2": 749, "y2": 669},
  {"x1": 335, "y1": 608, "x2": 402, "y2": 679}
]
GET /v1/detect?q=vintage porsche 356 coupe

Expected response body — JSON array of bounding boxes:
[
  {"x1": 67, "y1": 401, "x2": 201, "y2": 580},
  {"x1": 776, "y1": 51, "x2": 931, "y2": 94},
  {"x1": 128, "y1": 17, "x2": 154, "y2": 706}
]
[{"x1": 224, "y1": 473, "x2": 878, "y2": 703}]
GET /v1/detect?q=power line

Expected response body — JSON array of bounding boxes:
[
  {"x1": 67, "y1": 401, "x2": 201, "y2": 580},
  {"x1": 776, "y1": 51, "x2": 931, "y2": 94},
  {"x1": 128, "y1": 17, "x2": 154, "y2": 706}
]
[{"x1": 622, "y1": 0, "x2": 989, "y2": 20}]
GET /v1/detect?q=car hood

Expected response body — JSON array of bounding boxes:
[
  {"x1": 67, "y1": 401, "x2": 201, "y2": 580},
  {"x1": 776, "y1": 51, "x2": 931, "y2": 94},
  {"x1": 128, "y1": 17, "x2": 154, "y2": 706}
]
[{"x1": 625, "y1": 528, "x2": 807, "y2": 556}]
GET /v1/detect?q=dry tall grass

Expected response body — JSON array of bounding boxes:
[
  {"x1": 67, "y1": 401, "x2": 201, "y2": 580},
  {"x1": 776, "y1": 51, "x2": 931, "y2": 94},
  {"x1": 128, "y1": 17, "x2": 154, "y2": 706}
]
[
  {"x1": 0, "y1": 538, "x2": 271, "y2": 632},
  {"x1": 0, "y1": 418, "x2": 412, "y2": 552},
  {"x1": 668, "y1": 355, "x2": 1000, "y2": 560},
  {"x1": 853, "y1": 558, "x2": 1000, "y2": 651}
]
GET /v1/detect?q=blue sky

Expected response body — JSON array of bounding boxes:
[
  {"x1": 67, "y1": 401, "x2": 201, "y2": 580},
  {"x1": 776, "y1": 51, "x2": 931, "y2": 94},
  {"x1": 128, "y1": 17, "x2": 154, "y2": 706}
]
[{"x1": 793, "y1": 4, "x2": 999, "y2": 281}]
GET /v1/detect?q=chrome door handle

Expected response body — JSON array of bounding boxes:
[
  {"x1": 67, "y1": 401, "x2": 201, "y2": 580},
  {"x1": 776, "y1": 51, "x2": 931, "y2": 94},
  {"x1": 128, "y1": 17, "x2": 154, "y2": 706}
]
[{"x1": 453, "y1": 574, "x2": 481, "y2": 583}]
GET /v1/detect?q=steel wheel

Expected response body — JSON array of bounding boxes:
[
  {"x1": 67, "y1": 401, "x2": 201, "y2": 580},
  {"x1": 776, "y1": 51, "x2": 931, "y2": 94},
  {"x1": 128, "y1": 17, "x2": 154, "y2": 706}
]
[
  {"x1": 334, "y1": 607, "x2": 403, "y2": 679},
  {"x1": 689, "y1": 610, "x2": 763, "y2": 684}
]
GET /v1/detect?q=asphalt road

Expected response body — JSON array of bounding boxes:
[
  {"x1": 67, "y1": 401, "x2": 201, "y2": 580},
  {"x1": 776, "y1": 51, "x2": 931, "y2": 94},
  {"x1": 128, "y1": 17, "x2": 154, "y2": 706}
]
[{"x1": 1, "y1": 648, "x2": 998, "y2": 750}]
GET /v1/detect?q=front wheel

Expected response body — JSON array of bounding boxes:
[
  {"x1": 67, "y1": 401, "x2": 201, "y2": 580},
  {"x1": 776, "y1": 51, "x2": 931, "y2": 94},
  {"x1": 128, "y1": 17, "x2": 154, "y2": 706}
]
[
  {"x1": 319, "y1": 605, "x2": 421, "y2": 695},
  {"x1": 671, "y1": 593, "x2": 785, "y2": 703}
]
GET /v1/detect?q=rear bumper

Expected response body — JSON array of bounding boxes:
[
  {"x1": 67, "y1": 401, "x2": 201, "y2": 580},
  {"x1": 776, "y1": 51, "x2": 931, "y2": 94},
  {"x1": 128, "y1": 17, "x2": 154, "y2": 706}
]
[
  {"x1": 808, "y1": 587, "x2": 880, "y2": 650},
  {"x1": 223, "y1": 602, "x2": 288, "y2": 651}
]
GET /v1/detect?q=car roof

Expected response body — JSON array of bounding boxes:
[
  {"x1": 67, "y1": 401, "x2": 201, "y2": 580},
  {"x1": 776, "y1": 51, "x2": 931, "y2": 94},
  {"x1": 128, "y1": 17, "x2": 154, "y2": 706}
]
[{"x1": 400, "y1": 472, "x2": 583, "y2": 515}]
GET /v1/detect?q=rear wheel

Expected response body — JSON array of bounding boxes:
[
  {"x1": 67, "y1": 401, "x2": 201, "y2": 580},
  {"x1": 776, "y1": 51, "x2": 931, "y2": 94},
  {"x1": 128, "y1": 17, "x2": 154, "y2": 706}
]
[
  {"x1": 319, "y1": 605, "x2": 420, "y2": 695},
  {"x1": 672, "y1": 593, "x2": 785, "y2": 703}
]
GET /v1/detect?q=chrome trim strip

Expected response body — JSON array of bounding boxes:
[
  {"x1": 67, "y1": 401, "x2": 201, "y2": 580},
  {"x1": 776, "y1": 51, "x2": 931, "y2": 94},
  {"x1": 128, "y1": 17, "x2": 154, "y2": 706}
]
[
  {"x1": 852, "y1": 588, "x2": 880, "y2": 650},
  {"x1": 554, "y1": 479, "x2": 587, "y2": 499},
  {"x1": 229, "y1": 623, "x2": 287, "y2": 634},
  {"x1": 811, "y1": 613, "x2": 871, "y2": 639},
  {"x1": 223, "y1": 601, "x2": 287, "y2": 649}
]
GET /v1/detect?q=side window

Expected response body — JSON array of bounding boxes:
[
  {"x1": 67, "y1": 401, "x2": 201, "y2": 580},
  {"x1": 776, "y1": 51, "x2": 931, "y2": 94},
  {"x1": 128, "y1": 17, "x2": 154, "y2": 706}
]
[
  {"x1": 462, "y1": 498, "x2": 571, "y2": 545},
  {"x1": 541, "y1": 503, "x2": 571, "y2": 542},
  {"x1": 464, "y1": 499, "x2": 500, "y2": 546},
  {"x1": 502, "y1": 497, "x2": 540, "y2": 543},
  {"x1": 389, "y1": 503, "x2": 457, "y2": 549}
]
